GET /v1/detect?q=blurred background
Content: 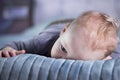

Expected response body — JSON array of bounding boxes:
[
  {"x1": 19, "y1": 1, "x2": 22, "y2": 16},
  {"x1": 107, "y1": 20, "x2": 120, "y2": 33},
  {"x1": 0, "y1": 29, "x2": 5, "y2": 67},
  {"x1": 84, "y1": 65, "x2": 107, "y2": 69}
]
[{"x1": 0, "y1": 0, "x2": 120, "y2": 48}]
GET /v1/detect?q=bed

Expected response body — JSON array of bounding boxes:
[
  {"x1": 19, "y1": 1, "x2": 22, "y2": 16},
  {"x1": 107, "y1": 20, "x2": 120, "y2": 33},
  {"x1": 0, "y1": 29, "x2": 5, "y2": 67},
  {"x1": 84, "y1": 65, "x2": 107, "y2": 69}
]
[{"x1": 0, "y1": 54, "x2": 120, "y2": 80}]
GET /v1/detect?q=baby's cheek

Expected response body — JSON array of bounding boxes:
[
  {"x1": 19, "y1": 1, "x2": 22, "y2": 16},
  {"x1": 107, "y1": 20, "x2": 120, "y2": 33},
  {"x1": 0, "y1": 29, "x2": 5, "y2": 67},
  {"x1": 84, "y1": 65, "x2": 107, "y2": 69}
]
[{"x1": 51, "y1": 42, "x2": 62, "y2": 58}]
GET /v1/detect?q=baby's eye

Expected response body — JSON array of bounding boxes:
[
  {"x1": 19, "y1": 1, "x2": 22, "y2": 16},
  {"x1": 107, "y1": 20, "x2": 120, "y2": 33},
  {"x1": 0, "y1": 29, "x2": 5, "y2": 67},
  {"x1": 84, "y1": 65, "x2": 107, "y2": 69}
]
[{"x1": 61, "y1": 45, "x2": 67, "y2": 53}]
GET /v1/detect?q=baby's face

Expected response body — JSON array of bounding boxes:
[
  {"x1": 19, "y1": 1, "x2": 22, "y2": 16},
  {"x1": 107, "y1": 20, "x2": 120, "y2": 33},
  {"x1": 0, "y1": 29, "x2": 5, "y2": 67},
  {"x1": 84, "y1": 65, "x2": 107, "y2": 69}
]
[{"x1": 51, "y1": 23, "x2": 106, "y2": 60}]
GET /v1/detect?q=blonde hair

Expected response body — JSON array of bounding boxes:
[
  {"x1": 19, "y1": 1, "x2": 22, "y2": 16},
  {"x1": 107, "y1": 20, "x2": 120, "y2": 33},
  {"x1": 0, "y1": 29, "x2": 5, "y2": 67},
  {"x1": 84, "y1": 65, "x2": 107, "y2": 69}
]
[{"x1": 74, "y1": 11, "x2": 119, "y2": 57}]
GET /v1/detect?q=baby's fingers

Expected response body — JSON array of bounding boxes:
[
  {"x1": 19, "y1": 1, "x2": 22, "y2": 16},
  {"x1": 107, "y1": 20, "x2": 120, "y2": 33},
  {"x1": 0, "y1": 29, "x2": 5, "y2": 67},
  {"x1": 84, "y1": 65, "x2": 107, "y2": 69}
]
[
  {"x1": 9, "y1": 51, "x2": 17, "y2": 57},
  {"x1": 2, "y1": 51, "x2": 10, "y2": 57},
  {"x1": 103, "y1": 56, "x2": 112, "y2": 60},
  {"x1": 16, "y1": 50, "x2": 25, "y2": 55},
  {"x1": 0, "y1": 51, "x2": 2, "y2": 57}
]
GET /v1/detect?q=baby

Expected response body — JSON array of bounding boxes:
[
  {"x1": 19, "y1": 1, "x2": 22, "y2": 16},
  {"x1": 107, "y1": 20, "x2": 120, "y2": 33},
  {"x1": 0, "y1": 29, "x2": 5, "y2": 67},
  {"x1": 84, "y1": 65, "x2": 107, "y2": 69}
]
[
  {"x1": 51, "y1": 11, "x2": 118, "y2": 60},
  {"x1": 0, "y1": 11, "x2": 118, "y2": 60}
]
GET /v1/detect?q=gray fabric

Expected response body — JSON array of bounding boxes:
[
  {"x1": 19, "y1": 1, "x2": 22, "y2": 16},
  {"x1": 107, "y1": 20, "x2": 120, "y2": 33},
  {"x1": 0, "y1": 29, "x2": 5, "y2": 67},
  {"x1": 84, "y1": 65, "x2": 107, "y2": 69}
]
[{"x1": 0, "y1": 54, "x2": 120, "y2": 80}]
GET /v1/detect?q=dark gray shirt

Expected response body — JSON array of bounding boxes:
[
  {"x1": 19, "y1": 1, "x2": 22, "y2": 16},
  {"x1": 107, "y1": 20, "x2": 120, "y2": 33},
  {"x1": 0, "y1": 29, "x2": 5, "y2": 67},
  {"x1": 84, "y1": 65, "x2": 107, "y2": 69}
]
[{"x1": 5, "y1": 23, "x2": 65, "y2": 57}]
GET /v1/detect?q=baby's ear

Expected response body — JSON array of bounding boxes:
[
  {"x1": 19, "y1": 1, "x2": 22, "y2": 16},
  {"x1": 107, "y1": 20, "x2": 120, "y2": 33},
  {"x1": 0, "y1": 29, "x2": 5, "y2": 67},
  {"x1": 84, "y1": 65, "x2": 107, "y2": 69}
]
[{"x1": 60, "y1": 23, "x2": 70, "y2": 35}]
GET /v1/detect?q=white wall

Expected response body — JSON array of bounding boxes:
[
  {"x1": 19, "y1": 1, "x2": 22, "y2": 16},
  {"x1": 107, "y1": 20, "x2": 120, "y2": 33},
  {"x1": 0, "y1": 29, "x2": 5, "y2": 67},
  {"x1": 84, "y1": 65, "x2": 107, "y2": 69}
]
[{"x1": 33, "y1": 0, "x2": 120, "y2": 24}]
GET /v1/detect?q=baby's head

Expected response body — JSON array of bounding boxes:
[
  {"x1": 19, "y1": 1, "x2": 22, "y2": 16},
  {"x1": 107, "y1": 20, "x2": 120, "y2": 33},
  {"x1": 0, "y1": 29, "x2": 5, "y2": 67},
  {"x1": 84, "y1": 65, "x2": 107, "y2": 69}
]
[{"x1": 51, "y1": 11, "x2": 118, "y2": 60}]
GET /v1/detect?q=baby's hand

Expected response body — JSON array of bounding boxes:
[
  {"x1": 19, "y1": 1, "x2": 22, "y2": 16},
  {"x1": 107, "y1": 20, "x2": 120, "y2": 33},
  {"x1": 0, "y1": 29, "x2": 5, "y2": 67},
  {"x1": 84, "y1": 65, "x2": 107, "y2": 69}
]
[
  {"x1": 103, "y1": 56, "x2": 112, "y2": 60},
  {"x1": 0, "y1": 47, "x2": 25, "y2": 58}
]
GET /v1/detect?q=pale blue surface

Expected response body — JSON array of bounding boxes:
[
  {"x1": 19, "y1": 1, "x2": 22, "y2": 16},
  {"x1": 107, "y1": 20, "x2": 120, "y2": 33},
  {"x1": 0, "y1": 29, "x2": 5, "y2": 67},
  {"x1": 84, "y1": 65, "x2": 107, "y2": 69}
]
[{"x1": 0, "y1": 23, "x2": 49, "y2": 48}]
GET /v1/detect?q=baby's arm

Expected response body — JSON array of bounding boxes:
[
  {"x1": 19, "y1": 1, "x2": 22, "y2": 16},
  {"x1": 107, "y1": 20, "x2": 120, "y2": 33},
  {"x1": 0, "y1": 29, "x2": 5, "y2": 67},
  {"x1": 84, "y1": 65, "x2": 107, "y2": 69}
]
[
  {"x1": 0, "y1": 19, "x2": 73, "y2": 58},
  {"x1": 0, "y1": 24, "x2": 63, "y2": 57}
]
